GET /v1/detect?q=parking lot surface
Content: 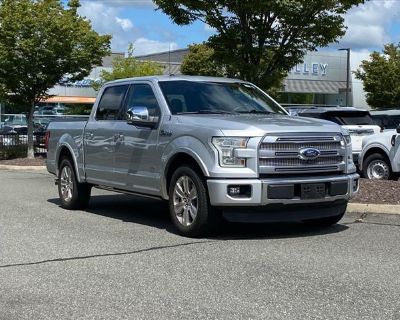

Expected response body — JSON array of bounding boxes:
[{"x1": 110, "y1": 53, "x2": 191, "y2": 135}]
[{"x1": 0, "y1": 170, "x2": 399, "y2": 320}]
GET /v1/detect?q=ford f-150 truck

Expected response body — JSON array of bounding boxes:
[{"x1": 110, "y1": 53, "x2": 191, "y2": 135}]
[{"x1": 46, "y1": 76, "x2": 359, "y2": 237}]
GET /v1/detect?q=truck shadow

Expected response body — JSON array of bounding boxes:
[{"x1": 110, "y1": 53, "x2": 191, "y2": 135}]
[{"x1": 47, "y1": 194, "x2": 349, "y2": 240}]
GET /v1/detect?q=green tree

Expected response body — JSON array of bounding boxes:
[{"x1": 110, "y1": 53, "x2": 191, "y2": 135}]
[
  {"x1": 354, "y1": 44, "x2": 400, "y2": 109},
  {"x1": 93, "y1": 44, "x2": 164, "y2": 91},
  {"x1": 0, "y1": 0, "x2": 111, "y2": 158},
  {"x1": 154, "y1": 0, "x2": 364, "y2": 89},
  {"x1": 181, "y1": 43, "x2": 224, "y2": 77}
]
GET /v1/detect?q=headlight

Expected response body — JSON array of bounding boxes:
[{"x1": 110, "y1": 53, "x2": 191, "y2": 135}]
[{"x1": 212, "y1": 137, "x2": 248, "y2": 167}]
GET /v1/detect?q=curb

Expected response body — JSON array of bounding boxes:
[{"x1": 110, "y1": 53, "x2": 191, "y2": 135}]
[
  {"x1": 347, "y1": 203, "x2": 400, "y2": 215},
  {"x1": 0, "y1": 165, "x2": 47, "y2": 171}
]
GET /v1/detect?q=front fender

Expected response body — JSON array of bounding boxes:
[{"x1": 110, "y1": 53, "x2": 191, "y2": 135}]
[
  {"x1": 359, "y1": 143, "x2": 390, "y2": 169},
  {"x1": 160, "y1": 136, "x2": 215, "y2": 199}
]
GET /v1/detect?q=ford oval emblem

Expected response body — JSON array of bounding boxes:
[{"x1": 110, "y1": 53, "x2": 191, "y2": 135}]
[{"x1": 299, "y1": 148, "x2": 321, "y2": 160}]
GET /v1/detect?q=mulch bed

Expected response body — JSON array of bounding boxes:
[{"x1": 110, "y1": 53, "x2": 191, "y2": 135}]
[
  {"x1": 0, "y1": 157, "x2": 46, "y2": 166},
  {"x1": 0, "y1": 158, "x2": 399, "y2": 205},
  {"x1": 350, "y1": 178, "x2": 400, "y2": 205}
]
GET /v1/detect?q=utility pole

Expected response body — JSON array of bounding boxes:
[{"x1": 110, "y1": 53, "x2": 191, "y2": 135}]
[{"x1": 338, "y1": 48, "x2": 350, "y2": 107}]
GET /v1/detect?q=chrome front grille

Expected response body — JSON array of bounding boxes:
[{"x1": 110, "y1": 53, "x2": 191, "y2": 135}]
[
  {"x1": 260, "y1": 141, "x2": 342, "y2": 151},
  {"x1": 259, "y1": 134, "x2": 346, "y2": 175}
]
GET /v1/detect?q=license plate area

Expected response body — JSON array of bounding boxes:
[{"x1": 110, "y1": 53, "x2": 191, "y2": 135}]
[{"x1": 301, "y1": 183, "x2": 326, "y2": 199}]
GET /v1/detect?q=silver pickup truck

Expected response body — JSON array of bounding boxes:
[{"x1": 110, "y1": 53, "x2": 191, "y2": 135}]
[{"x1": 46, "y1": 76, "x2": 359, "y2": 237}]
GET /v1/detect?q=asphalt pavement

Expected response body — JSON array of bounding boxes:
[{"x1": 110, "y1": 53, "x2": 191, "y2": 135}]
[{"x1": 0, "y1": 170, "x2": 399, "y2": 320}]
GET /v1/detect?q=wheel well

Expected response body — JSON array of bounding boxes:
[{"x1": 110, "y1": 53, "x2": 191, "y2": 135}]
[
  {"x1": 165, "y1": 153, "x2": 205, "y2": 190},
  {"x1": 363, "y1": 147, "x2": 390, "y2": 166},
  {"x1": 58, "y1": 146, "x2": 73, "y2": 169}
]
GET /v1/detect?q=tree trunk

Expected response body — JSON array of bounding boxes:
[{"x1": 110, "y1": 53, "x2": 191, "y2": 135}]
[{"x1": 26, "y1": 102, "x2": 35, "y2": 159}]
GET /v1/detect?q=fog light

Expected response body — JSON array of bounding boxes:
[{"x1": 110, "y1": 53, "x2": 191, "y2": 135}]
[
  {"x1": 228, "y1": 186, "x2": 241, "y2": 196},
  {"x1": 227, "y1": 185, "x2": 252, "y2": 198}
]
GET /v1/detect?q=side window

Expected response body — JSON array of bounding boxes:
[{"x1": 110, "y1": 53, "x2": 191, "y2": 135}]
[
  {"x1": 125, "y1": 84, "x2": 161, "y2": 117},
  {"x1": 96, "y1": 85, "x2": 128, "y2": 120}
]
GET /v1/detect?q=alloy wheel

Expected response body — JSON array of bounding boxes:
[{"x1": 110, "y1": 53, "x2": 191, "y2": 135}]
[{"x1": 173, "y1": 175, "x2": 198, "y2": 226}]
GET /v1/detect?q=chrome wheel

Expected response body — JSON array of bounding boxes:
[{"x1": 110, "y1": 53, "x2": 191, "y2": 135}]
[
  {"x1": 60, "y1": 166, "x2": 74, "y2": 202},
  {"x1": 173, "y1": 175, "x2": 198, "y2": 226},
  {"x1": 367, "y1": 160, "x2": 390, "y2": 180}
]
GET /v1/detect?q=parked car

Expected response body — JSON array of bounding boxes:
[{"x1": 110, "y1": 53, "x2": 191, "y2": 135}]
[
  {"x1": 371, "y1": 110, "x2": 400, "y2": 130},
  {"x1": 46, "y1": 76, "x2": 359, "y2": 237},
  {"x1": 359, "y1": 125, "x2": 400, "y2": 179},
  {"x1": 290, "y1": 107, "x2": 381, "y2": 165}
]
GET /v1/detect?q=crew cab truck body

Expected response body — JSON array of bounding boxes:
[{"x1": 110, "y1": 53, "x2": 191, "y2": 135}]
[
  {"x1": 47, "y1": 76, "x2": 359, "y2": 237},
  {"x1": 359, "y1": 125, "x2": 400, "y2": 180}
]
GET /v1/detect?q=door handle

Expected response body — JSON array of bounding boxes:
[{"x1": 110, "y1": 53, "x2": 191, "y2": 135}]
[
  {"x1": 85, "y1": 132, "x2": 94, "y2": 140},
  {"x1": 114, "y1": 133, "x2": 124, "y2": 141}
]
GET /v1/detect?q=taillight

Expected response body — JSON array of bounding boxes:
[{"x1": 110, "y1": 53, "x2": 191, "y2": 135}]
[{"x1": 44, "y1": 131, "x2": 50, "y2": 151}]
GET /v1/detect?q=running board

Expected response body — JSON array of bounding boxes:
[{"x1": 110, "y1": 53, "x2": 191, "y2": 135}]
[{"x1": 94, "y1": 185, "x2": 163, "y2": 201}]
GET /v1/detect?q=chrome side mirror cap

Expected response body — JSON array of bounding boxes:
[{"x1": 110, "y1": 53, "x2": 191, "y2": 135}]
[{"x1": 126, "y1": 106, "x2": 158, "y2": 128}]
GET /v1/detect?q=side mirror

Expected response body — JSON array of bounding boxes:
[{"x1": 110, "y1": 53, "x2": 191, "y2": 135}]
[
  {"x1": 126, "y1": 106, "x2": 158, "y2": 128},
  {"x1": 397, "y1": 124, "x2": 400, "y2": 134}
]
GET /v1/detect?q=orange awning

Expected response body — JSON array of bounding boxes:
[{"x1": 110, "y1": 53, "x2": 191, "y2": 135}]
[{"x1": 42, "y1": 96, "x2": 96, "y2": 104}]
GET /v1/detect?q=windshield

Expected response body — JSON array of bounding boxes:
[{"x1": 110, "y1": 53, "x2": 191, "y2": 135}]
[{"x1": 159, "y1": 80, "x2": 287, "y2": 115}]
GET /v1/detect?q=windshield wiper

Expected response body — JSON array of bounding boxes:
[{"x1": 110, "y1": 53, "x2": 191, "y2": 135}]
[
  {"x1": 177, "y1": 109, "x2": 239, "y2": 115},
  {"x1": 238, "y1": 110, "x2": 271, "y2": 114}
]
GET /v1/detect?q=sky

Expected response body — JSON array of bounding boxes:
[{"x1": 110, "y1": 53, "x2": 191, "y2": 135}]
[{"x1": 74, "y1": 0, "x2": 400, "y2": 70}]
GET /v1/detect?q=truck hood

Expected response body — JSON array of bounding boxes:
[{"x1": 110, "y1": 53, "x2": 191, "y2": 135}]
[{"x1": 176, "y1": 114, "x2": 343, "y2": 136}]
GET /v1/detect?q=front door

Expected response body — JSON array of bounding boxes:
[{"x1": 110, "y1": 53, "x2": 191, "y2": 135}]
[{"x1": 113, "y1": 83, "x2": 163, "y2": 195}]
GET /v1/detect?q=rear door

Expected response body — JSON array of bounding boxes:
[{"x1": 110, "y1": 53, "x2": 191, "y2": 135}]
[
  {"x1": 113, "y1": 82, "x2": 163, "y2": 195},
  {"x1": 84, "y1": 84, "x2": 129, "y2": 186}
]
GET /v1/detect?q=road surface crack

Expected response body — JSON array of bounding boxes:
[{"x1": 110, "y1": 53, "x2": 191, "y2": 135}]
[{"x1": 0, "y1": 240, "x2": 215, "y2": 269}]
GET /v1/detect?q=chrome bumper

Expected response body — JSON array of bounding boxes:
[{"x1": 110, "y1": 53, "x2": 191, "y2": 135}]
[{"x1": 207, "y1": 173, "x2": 359, "y2": 206}]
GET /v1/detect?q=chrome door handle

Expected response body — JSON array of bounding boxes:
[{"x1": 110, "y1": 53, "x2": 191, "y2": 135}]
[
  {"x1": 114, "y1": 133, "x2": 124, "y2": 141},
  {"x1": 85, "y1": 132, "x2": 94, "y2": 139}
]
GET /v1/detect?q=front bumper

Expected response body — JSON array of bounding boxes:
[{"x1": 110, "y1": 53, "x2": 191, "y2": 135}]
[{"x1": 207, "y1": 173, "x2": 359, "y2": 206}]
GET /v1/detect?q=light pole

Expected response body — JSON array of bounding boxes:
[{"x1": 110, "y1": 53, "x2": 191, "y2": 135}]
[{"x1": 338, "y1": 48, "x2": 350, "y2": 107}]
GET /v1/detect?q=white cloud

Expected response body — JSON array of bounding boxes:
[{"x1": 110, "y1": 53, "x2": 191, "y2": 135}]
[
  {"x1": 338, "y1": 1, "x2": 400, "y2": 50},
  {"x1": 116, "y1": 17, "x2": 134, "y2": 31},
  {"x1": 133, "y1": 38, "x2": 178, "y2": 55},
  {"x1": 78, "y1": 1, "x2": 140, "y2": 52},
  {"x1": 78, "y1": 1, "x2": 177, "y2": 55}
]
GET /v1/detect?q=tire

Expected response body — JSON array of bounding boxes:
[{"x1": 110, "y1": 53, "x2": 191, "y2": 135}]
[
  {"x1": 303, "y1": 205, "x2": 346, "y2": 226},
  {"x1": 362, "y1": 153, "x2": 392, "y2": 180},
  {"x1": 58, "y1": 158, "x2": 91, "y2": 210},
  {"x1": 168, "y1": 166, "x2": 221, "y2": 237}
]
